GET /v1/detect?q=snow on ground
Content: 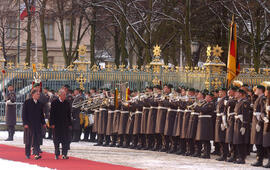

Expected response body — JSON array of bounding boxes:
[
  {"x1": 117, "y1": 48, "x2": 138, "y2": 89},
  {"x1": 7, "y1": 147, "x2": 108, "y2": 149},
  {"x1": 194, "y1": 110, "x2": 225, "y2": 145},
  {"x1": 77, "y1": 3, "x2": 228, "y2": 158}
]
[
  {"x1": 0, "y1": 131, "x2": 267, "y2": 170},
  {"x1": 0, "y1": 158, "x2": 51, "y2": 170}
]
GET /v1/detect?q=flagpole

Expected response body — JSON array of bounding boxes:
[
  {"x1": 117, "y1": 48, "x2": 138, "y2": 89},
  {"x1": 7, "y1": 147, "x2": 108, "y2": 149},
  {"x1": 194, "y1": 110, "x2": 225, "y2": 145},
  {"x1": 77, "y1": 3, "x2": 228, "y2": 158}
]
[
  {"x1": 17, "y1": 0, "x2": 21, "y2": 64},
  {"x1": 34, "y1": 1, "x2": 38, "y2": 64}
]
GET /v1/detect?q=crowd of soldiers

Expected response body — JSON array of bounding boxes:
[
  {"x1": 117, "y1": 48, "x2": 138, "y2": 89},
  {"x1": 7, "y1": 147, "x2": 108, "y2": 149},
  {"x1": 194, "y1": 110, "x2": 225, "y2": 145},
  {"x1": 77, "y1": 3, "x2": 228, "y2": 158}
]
[
  {"x1": 3, "y1": 82, "x2": 270, "y2": 167},
  {"x1": 88, "y1": 84, "x2": 270, "y2": 168}
]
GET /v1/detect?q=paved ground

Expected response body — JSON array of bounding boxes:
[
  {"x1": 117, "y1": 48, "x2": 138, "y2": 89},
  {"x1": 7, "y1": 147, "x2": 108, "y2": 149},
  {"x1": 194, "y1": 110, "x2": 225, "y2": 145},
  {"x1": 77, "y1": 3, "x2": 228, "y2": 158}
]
[{"x1": 0, "y1": 131, "x2": 267, "y2": 170}]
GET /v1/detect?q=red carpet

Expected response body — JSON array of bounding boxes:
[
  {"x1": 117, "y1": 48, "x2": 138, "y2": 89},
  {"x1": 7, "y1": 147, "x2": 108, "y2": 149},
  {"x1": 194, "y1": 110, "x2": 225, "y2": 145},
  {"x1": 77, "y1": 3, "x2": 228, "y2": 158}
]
[{"x1": 0, "y1": 144, "x2": 140, "y2": 170}]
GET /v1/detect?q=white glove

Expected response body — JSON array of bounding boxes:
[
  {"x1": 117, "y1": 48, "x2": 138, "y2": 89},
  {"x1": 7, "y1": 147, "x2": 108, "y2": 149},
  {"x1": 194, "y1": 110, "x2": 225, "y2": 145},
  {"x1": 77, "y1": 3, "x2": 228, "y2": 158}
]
[
  {"x1": 256, "y1": 124, "x2": 261, "y2": 132},
  {"x1": 240, "y1": 127, "x2": 246, "y2": 135},
  {"x1": 2, "y1": 92, "x2": 5, "y2": 97},
  {"x1": 263, "y1": 117, "x2": 269, "y2": 123},
  {"x1": 6, "y1": 100, "x2": 11, "y2": 105},
  {"x1": 224, "y1": 100, "x2": 228, "y2": 106},
  {"x1": 267, "y1": 106, "x2": 270, "y2": 112},
  {"x1": 221, "y1": 124, "x2": 226, "y2": 131},
  {"x1": 256, "y1": 115, "x2": 261, "y2": 121}
]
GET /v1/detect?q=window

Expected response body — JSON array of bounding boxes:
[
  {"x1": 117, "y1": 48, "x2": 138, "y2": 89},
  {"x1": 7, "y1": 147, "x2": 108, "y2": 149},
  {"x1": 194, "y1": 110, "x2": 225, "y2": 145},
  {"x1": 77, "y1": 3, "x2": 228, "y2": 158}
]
[
  {"x1": 48, "y1": 56, "x2": 54, "y2": 66},
  {"x1": 44, "y1": 19, "x2": 54, "y2": 40},
  {"x1": 6, "y1": 18, "x2": 17, "y2": 39},
  {"x1": 65, "y1": 19, "x2": 75, "y2": 41}
]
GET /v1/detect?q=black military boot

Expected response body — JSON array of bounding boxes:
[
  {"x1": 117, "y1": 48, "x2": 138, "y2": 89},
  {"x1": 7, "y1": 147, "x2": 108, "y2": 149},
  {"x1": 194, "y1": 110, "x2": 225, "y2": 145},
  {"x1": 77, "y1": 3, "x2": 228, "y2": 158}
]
[
  {"x1": 117, "y1": 135, "x2": 124, "y2": 147},
  {"x1": 251, "y1": 157, "x2": 263, "y2": 167},
  {"x1": 235, "y1": 158, "x2": 245, "y2": 164},
  {"x1": 168, "y1": 144, "x2": 177, "y2": 154}
]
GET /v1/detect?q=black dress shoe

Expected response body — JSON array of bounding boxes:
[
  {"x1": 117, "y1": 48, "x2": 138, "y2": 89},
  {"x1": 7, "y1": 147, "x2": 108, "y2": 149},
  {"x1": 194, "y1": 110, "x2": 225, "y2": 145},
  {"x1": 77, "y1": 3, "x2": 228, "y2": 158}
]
[
  {"x1": 200, "y1": 154, "x2": 210, "y2": 159},
  {"x1": 176, "y1": 150, "x2": 185, "y2": 155},
  {"x1": 184, "y1": 152, "x2": 191, "y2": 156},
  {"x1": 55, "y1": 155, "x2": 59, "y2": 160},
  {"x1": 26, "y1": 155, "x2": 30, "y2": 159},
  {"x1": 159, "y1": 148, "x2": 168, "y2": 152},
  {"x1": 109, "y1": 143, "x2": 116, "y2": 147},
  {"x1": 94, "y1": 143, "x2": 102, "y2": 146},
  {"x1": 62, "y1": 155, "x2": 69, "y2": 159},
  {"x1": 226, "y1": 157, "x2": 236, "y2": 163},
  {"x1": 34, "y1": 155, "x2": 42, "y2": 160},
  {"x1": 235, "y1": 158, "x2": 245, "y2": 164},
  {"x1": 103, "y1": 143, "x2": 110, "y2": 147},
  {"x1": 251, "y1": 160, "x2": 263, "y2": 167},
  {"x1": 216, "y1": 157, "x2": 227, "y2": 161},
  {"x1": 191, "y1": 153, "x2": 200, "y2": 157}
]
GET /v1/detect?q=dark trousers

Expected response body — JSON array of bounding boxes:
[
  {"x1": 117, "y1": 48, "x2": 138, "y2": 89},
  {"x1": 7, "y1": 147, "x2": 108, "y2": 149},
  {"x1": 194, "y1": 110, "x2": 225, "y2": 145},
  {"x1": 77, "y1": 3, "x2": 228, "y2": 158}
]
[
  {"x1": 72, "y1": 129, "x2": 81, "y2": 142},
  {"x1": 7, "y1": 125, "x2": 15, "y2": 138},
  {"x1": 256, "y1": 144, "x2": 266, "y2": 160},
  {"x1": 25, "y1": 131, "x2": 40, "y2": 156},
  {"x1": 198, "y1": 140, "x2": 211, "y2": 156},
  {"x1": 54, "y1": 140, "x2": 69, "y2": 156},
  {"x1": 236, "y1": 144, "x2": 247, "y2": 160},
  {"x1": 220, "y1": 142, "x2": 229, "y2": 158},
  {"x1": 187, "y1": 139, "x2": 195, "y2": 154},
  {"x1": 180, "y1": 139, "x2": 186, "y2": 153},
  {"x1": 83, "y1": 126, "x2": 91, "y2": 140}
]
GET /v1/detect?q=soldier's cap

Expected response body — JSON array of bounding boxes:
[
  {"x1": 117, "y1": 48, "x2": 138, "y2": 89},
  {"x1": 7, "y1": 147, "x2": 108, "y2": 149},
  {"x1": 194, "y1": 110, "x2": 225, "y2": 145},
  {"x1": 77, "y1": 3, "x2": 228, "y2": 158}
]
[
  {"x1": 195, "y1": 89, "x2": 200, "y2": 93},
  {"x1": 146, "y1": 86, "x2": 153, "y2": 91},
  {"x1": 64, "y1": 84, "x2": 70, "y2": 89},
  {"x1": 44, "y1": 87, "x2": 50, "y2": 90},
  {"x1": 90, "y1": 87, "x2": 96, "y2": 91},
  {"x1": 75, "y1": 88, "x2": 81, "y2": 91},
  {"x1": 188, "y1": 88, "x2": 195, "y2": 92},
  {"x1": 206, "y1": 92, "x2": 214, "y2": 97},
  {"x1": 219, "y1": 88, "x2": 227, "y2": 92},
  {"x1": 229, "y1": 86, "x2": 237, "y2": 91},
  {"x1": 33, "y1": 83, "x2": 40, "y2": 88},
  {"x1": 242, "y1": 84, "x2": 249, "y2": 87},
  {"x1": 164, "y1": 84, "x2": 173, "y2": 89},
  {"x1": 7, "y1": 84, "x2": 13, "y2": 87},
  {"x1": 202, "y1": 89, "x2": 209, "y2": 94},
  {"x1": 214, "y1": 89, "x2": 219, "y2": 93},
  {"x1": 256, "y1": 85, "x2": 265, "y2": 92},
  {"x1": 237, "y1": 89, "x2": 246, "y2": 94},
  {"x1": 154, "y1": 85, "x2": 162, "y2": 90}
]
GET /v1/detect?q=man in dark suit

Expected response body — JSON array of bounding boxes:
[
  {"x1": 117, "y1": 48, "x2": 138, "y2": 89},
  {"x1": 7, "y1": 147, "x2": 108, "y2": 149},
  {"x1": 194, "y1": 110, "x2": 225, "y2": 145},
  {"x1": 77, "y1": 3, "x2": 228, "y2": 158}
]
[
  {"x1": 50, "y1": 89, "x2": 72, "y2": 160},
  {"x1": 4, "y1": 85, "x2": 16, "y2": 141},
  {"x1": 22, "y1": 89, "x2": 46, "y2": 159}
]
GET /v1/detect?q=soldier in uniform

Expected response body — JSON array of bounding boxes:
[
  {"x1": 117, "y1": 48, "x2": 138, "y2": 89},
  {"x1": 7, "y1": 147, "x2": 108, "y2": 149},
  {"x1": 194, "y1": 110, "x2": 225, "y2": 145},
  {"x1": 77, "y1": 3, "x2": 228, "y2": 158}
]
[
  {"x1": 250, "y1": 85, "x2": 266, "y2": 167},
  {"x1": 215, "y1": 88, "x2": 228, "y2": 161},
  {"x1": 4, "y1": 85, "x2": 16, "y2": 141},
  {"x1": 225, "y1": 86, "x2": 238, "y2": 162},
  {"x1": 71, "y1": 88, "x2": 84, "y2": 142},
  {"x1": 263, "y1": 86, "x2": 270, "y2": 168},
  {"x1": 233, "y1": 89, "x2": 251, "y2": 164},
  {"x1": 195, "y1": 93, "x2": 215, "y2": 159}
]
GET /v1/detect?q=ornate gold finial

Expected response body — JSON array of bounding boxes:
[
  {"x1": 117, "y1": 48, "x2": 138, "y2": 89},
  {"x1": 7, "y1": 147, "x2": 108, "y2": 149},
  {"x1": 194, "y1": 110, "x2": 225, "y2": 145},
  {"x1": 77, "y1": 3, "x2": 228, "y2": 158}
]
[
  {"x1": 153, "y1": 45, "x2": 161, "y2": 57},
  {"x1": 207, "y1": 46, "x2": 212, "y2": 57},
  {"x1": 212, "y1": 45, "x2": 223, "y2": 58},
  {"x1": 152, "y1": 76, "x2": 160, "y2": 85},
  {"x1": 78, "y1": 45, "x2": 87, "y2": 56},
  {"x1": 76, "y1": 73, "x2": 86, "y2": 90}
]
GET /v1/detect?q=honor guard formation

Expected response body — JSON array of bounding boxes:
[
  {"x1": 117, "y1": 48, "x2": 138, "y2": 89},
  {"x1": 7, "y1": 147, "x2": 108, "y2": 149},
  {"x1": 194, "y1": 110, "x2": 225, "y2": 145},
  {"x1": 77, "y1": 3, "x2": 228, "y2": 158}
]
[{"x1": 4, "y1": 82, "x2": 270, "y2": 167}]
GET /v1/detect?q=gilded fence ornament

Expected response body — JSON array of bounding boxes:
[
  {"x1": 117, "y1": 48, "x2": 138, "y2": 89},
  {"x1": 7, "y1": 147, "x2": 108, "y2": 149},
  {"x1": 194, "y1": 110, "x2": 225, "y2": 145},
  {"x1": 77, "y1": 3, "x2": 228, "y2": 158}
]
[
  {"x1": 164, "y1": 65, "x2": 169, "y2": 73},
  {"x1": 7, "y1": 62, "x2": 14, "y2": 69},
  {"x1": 119, "y1": 65, "x2": 126, "y2": 72},
  {"x1": 66, "y1": 65, "x2": 74, "y2": 71},
  {"x1": 76, "y1": 73, "x2": 86, "y2": 90},
  {"x1": 145, "y1": 65, "x2": 151, "y2": 72},
  {"x1": 150, "y1": 45, "x2": 164, "y2": 73},
  {"x1": 52, "y1": 64, "x2": 58, "y2": 71},
  {"x1": 91, "y1": 65, "x2": 99, "y2": 72},
  {"x1": 132, "y1": 65, "x2": 139, "y2": 72}
]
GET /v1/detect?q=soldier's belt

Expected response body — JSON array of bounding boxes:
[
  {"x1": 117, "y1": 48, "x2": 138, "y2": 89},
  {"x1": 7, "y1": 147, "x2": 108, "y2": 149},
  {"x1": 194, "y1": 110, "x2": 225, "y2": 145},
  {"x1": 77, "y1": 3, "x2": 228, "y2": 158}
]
[
  {"x1": 216, "y1": 113, "x2": 224, "y2": 117},
  {"x1": 135, "y1": 111, "x2": 143, "y2": 114},
  {"x1": 168, "y1": 108, "x2": 178, "y2": 112},
  {"x1": 234, "y1": 115, "x2": 243, "y2": 120},
  {"x1": 198, "y1": 115, "x2": 212, "y2": 118},
  {"x1": 253, "y1": 112, "x2": 262, "y2": 116},
  {"x1": 108, "y1": 110, "x2": 114, "y2": 114},
  {"x1": 121, "y1": 111, "x2": 129, "y2": 114},
  {"x1": 177, "y1": 109, "x2": 185, "y2": 112},
  {"x1": 228, "y1": 112, "x2": 236, "y2": 116},
  {"x1": 143, "y1": 107, "x2": 150, "y2": 110},
  {"x1": 99, "y1": 108, "x2": 106, "y2": 111},
  {"x1": 150, "y1": 106, "x2": 159, "y2": 109},
  {"x1": 158, "y1": 106, "x2": 168, "y2": 110},
  {"x1": 191, "y1": 112, "x2": 199, "y2": 115},
  {"x1": 114, "y1": 110, "x2": 121, "y2": 112},
  {"x1": 184, "y1": 109, "x2": 192, "y2": 112},
  {"x1": 94, "y1": 109, "x2": 99, "y2": 113}
]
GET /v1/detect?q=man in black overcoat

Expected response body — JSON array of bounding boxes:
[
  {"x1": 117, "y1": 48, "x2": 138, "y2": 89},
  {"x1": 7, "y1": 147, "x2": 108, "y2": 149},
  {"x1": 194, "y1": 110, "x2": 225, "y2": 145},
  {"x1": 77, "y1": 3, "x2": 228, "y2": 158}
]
[
  {"x1": 22, "y1": 89, "x2": 46, "y2": 159},
  {"x1": 49, "y1": 89, "x2": 72, "y2": 160}
]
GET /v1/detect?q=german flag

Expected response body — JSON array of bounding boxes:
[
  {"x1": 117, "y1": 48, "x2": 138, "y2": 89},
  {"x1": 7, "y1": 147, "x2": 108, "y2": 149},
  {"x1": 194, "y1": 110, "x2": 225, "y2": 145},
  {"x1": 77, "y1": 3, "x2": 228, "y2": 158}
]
[{"x1": 227, "y1": 15, "x2": 240, "y2": 86}]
